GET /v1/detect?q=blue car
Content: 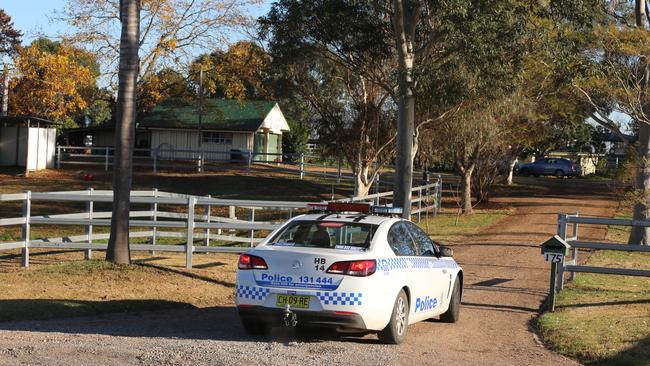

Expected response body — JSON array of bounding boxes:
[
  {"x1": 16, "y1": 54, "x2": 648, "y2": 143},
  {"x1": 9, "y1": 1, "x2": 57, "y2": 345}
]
[{"x1": 518, "y1": 158, "x2": 581, "y2": 178}]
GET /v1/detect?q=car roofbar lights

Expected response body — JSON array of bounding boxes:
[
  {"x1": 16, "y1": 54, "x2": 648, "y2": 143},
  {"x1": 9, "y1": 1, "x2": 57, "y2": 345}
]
[{"x1": 307, "y1": 202, "x2": 403, "y2": 216}]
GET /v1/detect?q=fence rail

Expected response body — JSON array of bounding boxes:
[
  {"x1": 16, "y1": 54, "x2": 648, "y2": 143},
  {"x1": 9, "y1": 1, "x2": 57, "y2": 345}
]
[
  {"x1": 54, "y1": 146, "x2": 436, "y2": 188},
  {"x1": 555, "y1": 213, "x2": 650, "y2": 291},
  {"x1": 0, "y1": 179, "x2": 441, "y2": 269}
]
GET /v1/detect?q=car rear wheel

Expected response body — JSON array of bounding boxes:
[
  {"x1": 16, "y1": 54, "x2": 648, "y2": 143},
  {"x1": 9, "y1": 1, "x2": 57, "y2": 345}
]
[
  {"x1": 378, "y1": 289, "x2": 409, "y2": 344},
  {"x1": 440, "y1": 279, "x2": 461, "y2": 323},
  {"x1": 555, "y1": 170, "x2": 564, "y2": 179},
  {"x1": 240, "y1": 317, "x2": 269, "y2": 336},
  {"x1": 520, "y1": 168, "x2": 530, "y2": 177}
]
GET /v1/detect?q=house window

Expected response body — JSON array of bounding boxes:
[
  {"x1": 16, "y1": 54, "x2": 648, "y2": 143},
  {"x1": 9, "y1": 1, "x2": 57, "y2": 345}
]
[{"x1": 202, "y1": 132, "x2": 233, "y2": 144}]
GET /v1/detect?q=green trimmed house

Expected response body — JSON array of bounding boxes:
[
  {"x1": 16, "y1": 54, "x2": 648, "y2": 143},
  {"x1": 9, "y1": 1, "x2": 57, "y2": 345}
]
[
  {"x1": 141, "y1": 99, "x2": 290, "y2": 162},
  {"x1": 62, "y1": 99, "x2": 290, "y2": 162}
]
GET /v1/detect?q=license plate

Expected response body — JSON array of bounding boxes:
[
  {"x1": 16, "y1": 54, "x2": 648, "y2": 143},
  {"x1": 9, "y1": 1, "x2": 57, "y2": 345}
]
[{"x1": 276, "y1": 294, "x2": 310, "y2": 309}]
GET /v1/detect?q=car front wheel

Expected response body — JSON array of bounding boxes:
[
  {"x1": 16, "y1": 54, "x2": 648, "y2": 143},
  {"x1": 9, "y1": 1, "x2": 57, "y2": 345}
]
[
  {"x1": 555, "y1": 170, "x2": 564, "y2": 179},
  {"x1": 440, "y1": 279, "x2": 461, "y2": 323},
  {"x1": 378, "y1": 289, "x2": 409, "y2": 344}
]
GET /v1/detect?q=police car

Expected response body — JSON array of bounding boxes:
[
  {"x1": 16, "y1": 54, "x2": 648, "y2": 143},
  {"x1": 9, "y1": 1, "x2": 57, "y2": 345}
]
[{"x1": 235, "y1": 202, "x2": 463, "y2": 344}]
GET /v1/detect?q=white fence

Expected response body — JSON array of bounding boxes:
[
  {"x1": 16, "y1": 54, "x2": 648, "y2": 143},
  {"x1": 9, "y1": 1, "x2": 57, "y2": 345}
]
[
  {"x1": 54, "y1": 146, "x2": 436, "y2": 187},
  {"x1": 55, "y1": 145, "x2": 358, "y2": 181},
  {"x1": 0, "y1": 181, "x2": 441, "y2": 269},
  {"x1": 555, "y1": 213, "x2": 650, "y2": 291}
]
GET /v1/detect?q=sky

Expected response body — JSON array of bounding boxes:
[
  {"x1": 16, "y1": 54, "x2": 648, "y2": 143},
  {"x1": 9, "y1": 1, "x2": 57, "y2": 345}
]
[{"x1": 1, "y1": 0, "x2": 273, "y2": 44}]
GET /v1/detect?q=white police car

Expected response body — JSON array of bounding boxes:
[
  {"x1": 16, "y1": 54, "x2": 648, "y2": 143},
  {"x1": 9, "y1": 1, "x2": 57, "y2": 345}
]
[{"x1": 235, "y1": 202, "x2": 463, "y2": 344}]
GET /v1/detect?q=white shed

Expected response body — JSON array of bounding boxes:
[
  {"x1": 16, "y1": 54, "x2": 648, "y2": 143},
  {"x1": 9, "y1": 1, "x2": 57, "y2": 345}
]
[{"x1": 0, "y1": 116, "x2": 57, "y2": 171}]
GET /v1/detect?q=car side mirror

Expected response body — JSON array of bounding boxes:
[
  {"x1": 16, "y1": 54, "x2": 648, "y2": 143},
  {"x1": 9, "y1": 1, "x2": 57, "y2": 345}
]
[{"x1": 438, "y1": 246, "x2": 453, "y2": 258}]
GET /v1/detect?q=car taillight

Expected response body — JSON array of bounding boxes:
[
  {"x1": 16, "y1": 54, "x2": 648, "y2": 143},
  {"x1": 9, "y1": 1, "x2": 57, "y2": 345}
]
[
  {"x1": 238, "y1": 254, "x2": 268, "y2": 270},
  {"x1": 326, "y1": 260, "x2": 376, "y2": 277}
]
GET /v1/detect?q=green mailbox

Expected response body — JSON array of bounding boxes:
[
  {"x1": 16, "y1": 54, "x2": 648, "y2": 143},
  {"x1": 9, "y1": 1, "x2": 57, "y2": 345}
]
[
  {"x1": 541, "y1": 235, "x2": 571, "y2": 312},
  {"x1": 541, "y1": 235, "x2": 570, "y2": 257}
]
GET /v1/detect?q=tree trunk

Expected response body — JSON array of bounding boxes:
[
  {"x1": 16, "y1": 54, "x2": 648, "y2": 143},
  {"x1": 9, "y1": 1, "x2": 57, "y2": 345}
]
[
  {"x1": 629, "y1": 0, "x2": 650, "y2": 245},
  {"x1": 505, "y1": 156, "x2": 517, "y2": 186},
  {"x1": 354, "y1": 163, "x2": 372, "y2": 197},
  {"x1": 106, "y1": 0, "x2": 140, "y2": 264},
  {"x1": 461, "y1": 167, "x2": 474, "y2": 215},
  {"x1": 391, "y1": 0, "x2": 416, "y2": 219},
  {"x1": 1, "y1": 65, "x2": 8, "y2": 116},
  {"x1": 629, "y1": 123, "x2": 650, "y2": 245}
]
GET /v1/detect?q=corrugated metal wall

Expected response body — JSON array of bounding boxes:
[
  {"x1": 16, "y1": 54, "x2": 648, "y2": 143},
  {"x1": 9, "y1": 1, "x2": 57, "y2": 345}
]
[{"x1": 151, "y1": 129, "x2": 251, "y2": 160}]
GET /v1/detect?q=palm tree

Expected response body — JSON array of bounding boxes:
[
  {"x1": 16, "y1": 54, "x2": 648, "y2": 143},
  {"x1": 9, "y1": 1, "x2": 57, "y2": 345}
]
[{"x1": 107, "y1": 0, "x2": 140, "y2": 264}]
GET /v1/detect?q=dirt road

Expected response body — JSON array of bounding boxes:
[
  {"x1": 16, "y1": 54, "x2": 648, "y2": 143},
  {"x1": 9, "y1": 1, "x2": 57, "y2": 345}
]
[{"x1": 0, "y1": 179, "x2": 618, "y2": 366}]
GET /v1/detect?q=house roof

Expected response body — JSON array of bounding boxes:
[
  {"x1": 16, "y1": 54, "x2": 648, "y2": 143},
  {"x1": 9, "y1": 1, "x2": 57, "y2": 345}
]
[
  {"x1": 139, "y1": 99, "x2": 278, "y2": 132},
  {"x1": 0, "y1": 116, "x2": 59, "y2": 127}
]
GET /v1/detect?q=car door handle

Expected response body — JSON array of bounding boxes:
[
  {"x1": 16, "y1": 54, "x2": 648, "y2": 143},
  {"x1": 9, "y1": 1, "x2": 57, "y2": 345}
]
[{"x1": 442, "y1": 269, "x2": 448, "y2": 274}]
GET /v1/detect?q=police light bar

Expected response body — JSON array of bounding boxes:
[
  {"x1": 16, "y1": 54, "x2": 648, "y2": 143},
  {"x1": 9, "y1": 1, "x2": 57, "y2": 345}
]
[
  {"x1": 371, "y1": 206, "x2": 403, "y2": 216},
  {"x1": 307, "y1": 202, "x2": 401, "y2": 216},
  {"x1": 307, "y1": 202, "x2": 371, "y2": 213}
]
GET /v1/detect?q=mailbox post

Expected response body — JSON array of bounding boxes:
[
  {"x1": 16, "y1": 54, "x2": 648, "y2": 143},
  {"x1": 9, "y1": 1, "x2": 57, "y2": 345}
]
[{"x1": 541, "y1": 235, "x2": 571, "y2": 312}]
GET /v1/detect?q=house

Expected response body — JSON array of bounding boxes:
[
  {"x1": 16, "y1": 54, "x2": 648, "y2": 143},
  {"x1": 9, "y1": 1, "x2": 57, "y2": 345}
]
[
  {"x1": 61, "y1": 99, "x2": 290, "y2": 163},
  {"x1": 141, "y1": 99, "x2": 289, "y2": 162},
  {"x1": 0, "y1": 116, "x2": 57, "y2": 171}
]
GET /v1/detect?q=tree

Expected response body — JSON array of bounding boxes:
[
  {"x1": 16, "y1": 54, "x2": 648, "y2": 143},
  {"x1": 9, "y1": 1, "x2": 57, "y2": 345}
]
[
  {"x1": 189, "y1": 41, "x2": 272, "y2": 100},
  {"x1": 138, "y1": 67, "x2": 190, "y2": 113},
  {"x1": 260, "y1": 1, "x2": 397, "y2": 197},
  {"x1": 60, "y1": 0, "x2": 260, "y2": 86},
  {"x1": 106, "y1": 0, "x2": 140, "y2": 265},
  {"x1": 569, "y1": 1, "x2": 650, "y2": 244},
  {"x1": 85, "y1": 99, "x2": 112, "y2": 126},
  {"x1": 0, "y1": 9, "x2": 21, "y2": 56},
  {"x1": 9, "y1": 40, "x2": 95, "y2": 126}
]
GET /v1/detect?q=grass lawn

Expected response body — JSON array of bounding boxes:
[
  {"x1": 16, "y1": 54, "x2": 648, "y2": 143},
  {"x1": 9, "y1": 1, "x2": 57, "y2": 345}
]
[
  {"x1": 537, "y1": 206, "x2": 650, "y2": 366},
  {"x1": 0, "y1": 253, "x2": 240, "y2": 322}
]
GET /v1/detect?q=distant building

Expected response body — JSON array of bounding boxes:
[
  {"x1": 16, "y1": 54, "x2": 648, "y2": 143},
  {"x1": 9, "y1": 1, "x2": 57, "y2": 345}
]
[
  {"x1": 62, "y1": 99, "x2": 290, "y2": 162},
  {"x1": 0, "y1": 116, "x2": 57, "y2": 171}
]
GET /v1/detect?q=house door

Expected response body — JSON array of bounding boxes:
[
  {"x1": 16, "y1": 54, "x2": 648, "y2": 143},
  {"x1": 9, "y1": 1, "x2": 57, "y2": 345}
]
[
  {"x1": 267, "y1": 134, "x2": 279, "y2": 161},
  {"x1": 253, "y1": 133, "x2": 265, "y2": 162}
]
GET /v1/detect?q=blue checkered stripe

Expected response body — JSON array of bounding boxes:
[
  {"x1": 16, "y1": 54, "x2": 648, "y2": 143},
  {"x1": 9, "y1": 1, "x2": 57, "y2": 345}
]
[
  {"x1": 377, "y1": 257, "x2": 458, "y2": 272},
  {"x1": 316, "y1": 291, "x2": 363, "y2": 306},
  {"x1": 236, "y1": 285, "x2": 270, "y2": 301}
]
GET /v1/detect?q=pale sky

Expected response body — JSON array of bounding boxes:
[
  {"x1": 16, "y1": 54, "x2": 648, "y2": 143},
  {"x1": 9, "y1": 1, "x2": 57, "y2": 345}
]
[{"x1": 1, "y1": 0, "x2": 272, "y2": 44}]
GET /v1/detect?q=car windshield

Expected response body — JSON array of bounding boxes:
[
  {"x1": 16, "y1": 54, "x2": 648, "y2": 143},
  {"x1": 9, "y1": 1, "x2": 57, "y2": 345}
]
[{"x1": 269, "y1": 221, "x2": 378, "y2": 250}]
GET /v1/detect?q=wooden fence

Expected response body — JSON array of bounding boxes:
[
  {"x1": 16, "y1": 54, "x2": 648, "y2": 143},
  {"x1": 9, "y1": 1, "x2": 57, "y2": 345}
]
[
  {"x1": 555, "y1": 213, "x2": 650, "y2": 291},
  {"x1": 0, "y1": 181, "x2": 441, "y2": 269}
]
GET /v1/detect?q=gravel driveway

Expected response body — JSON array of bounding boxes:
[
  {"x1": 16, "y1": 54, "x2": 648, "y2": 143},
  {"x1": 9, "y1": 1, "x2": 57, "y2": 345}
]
[{"x1": 0, "y1": 179, "x2": 617, "y2": 365}]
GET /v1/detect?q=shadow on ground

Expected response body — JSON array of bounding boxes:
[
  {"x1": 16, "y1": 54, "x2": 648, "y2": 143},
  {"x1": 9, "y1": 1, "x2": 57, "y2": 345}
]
[{"x1": 0, "y1": 304, "x2": 372, "y2": 344}]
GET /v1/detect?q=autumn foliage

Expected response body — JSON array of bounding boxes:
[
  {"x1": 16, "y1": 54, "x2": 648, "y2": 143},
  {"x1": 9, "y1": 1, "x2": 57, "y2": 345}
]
[{"x1": 9, "y1": 42, "x2": 95, "y2": 124}]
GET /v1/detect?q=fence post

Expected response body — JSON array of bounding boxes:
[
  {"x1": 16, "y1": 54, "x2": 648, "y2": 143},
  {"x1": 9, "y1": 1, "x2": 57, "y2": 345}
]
[
  {"x1": 21, "y1": 190, "x2": 31, "y2": 267},
  {"x1": 85, "y1": 188, "x2": 93, "y2": 260},
  {"x1": 56, "y1": 146, "x2": 61, "y2": 169},
  {"x1": 186, "y1": 196, "x2": 196, "y2": 269},
  {"x1": 436, "y1": 174, "x2": 442, "y2": 215},
  {"x1": 570, "y1": 212, "x2": 579, "y2": 281},
  {"x1": 150, "y1": 188, "x2": 158, "y2": 254},
  {"x1": 417, "y1": 187, "x2": 422, "y2": 223},
  {"x1": 299, "y1": 153, "x2": 305, "y2": 179},
  {"x1": 337, "y1": 158, "x2": 342, "y2": 183},
  {"x1": 153, "y1": 148, "x2": 158, "y2": 173},
  {"x1": 556, "y1": 213, "x2": 567, "y2": 291},
  {"x1": 104, "y1": 147, "x2": 109, "y2": 171},
  {"x1": 250, "y1": 208, "x2": 256, "y2": 247},
  {"x1": 205, "y1": 194, "x2": 211, "y2": 246},
  {"x1": 374, "y1": 174, "x2": 380, "y2": 205}
]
